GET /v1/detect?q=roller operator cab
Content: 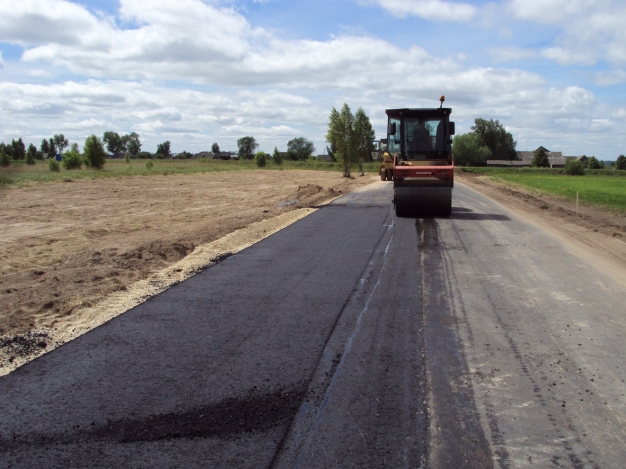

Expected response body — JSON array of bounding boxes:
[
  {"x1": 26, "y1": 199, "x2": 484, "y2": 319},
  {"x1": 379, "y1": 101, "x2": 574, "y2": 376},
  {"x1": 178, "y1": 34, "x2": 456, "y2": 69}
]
[{"x1": 386, "y1": 97, "x2": 455, "y2": 217}]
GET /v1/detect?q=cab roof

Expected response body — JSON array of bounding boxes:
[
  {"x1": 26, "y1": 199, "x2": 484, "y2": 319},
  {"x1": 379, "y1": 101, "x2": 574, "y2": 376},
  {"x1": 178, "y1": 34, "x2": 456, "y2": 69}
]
[{"x1": 385, "y1": 108, "x2": 452, "y2": 118}]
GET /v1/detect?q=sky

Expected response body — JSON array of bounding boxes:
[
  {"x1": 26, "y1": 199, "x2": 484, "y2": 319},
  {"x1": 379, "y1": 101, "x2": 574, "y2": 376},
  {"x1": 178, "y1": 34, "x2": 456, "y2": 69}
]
[{"x1": 0, "y1": 0, "x2": 625, "y2": 159}]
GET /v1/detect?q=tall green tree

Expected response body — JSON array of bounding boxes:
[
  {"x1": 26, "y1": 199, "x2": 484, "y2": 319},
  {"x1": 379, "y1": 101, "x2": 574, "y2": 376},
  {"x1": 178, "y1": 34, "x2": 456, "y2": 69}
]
[
  {"x1": 25, "y1": 144, "x2": 36, "y2": 165},
  {"x1": 587, "y1": 156, "x2": 604, "y2": 169},
  {"x1": 353, "y1": 107, "x2": 376, "y2": 162},
  {"x1": 287, "y1": 137, "x2": 315, "y2": 161},
  {"x1": 156, "y1": 141, "x2": 171, "y2": 158},
  {"x1": 26, "y1": 140, "x2": 47, "y2": 160},
  {"x1": 452, "y1": 133, "x2": 492, "y2": 166},
  {"x1": 126, "y1": 132, "x2": 141, "y2": 155},
  {"x1": 211, "y1": 142, "x2": 220, "y2": 155},
  {"x1": 272, "y1": 146, "x2": 282, "y2": 165},
  {"x1": 83, "y1": 135, "x2": 106, "y2": 169},
  {"x1": 27, "y1": 143, "x2": 39, "y2": 160},
  {"x1": 1, "y1": 142, "x2": 13, "y2": 158},
  {"x1": 11, "y1": 138, "x2": 26, "y2": 160},
  {"x1": 103, "y1": 131, "x2": 129, "y2": 154},
  {"x1": 326, "y1": 104, "x2": 356, "y2": 177},
  {"x1": 40, "y1": 139, "x2": 50, "y2": 157},
  {"x1": 237, "y1": 136, "x2": 258, "y2": 160},
  {"x1": 53, "y1": 134, "x2": 69, "y2": 153},
  {"x1": 471, "y1": 118, "x2": 517, "y2": 160},
  {"x1": 532, "y1": 147, "x2": 550, "y2": 167},
  {"x1": 616, "y1": 155, "x2": 626, "y2": 170},
  {"x1": 47, "y1": 138, "x2": 57, "y2": 159}
]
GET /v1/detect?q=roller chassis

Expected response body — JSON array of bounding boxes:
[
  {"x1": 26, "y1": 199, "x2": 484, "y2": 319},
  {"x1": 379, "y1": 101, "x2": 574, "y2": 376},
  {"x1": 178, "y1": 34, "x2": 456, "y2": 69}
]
[{"x1": 386, "y1": 104, "x2": 455, "y2": 217}]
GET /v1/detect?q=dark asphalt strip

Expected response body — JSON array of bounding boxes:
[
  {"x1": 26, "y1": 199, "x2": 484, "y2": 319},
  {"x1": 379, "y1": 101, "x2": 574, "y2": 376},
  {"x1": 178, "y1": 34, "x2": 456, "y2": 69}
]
[
  {"x1": 418, "y1": 218, "x2": 494, "y2": 469},
  {"x1": 0, "y1": 204, "x2": 392, "y2": 468},
  {"x1": 274, "y1": 208, "x2": 429, "y2": 468}
]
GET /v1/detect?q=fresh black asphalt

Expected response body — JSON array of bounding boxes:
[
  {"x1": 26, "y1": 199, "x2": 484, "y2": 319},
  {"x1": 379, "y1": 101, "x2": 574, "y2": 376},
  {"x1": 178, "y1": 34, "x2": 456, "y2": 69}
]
[{"x1": 2, "y1": 182, "x2": 626, "y2": 468}]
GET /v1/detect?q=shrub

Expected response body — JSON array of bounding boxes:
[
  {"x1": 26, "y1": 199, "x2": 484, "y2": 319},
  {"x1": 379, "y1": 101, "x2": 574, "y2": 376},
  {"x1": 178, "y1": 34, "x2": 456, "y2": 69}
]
[
  {"x1": 62, "y1": 150, "x2": 83, "y2": 170},
  {"x1": 48, "y1": 159, "x2": 60, "y2": 172},
  {"x1": 255, "y1": 151, "x2": 268, "y2": 168},
  {"x1": 272, "y1": 146, "x2": 282, "y2": 165},
  {"x1": 616, "y1": 155, "x2": 626, "y2": 170},
  {"x1": 25, "y1": 149, "x2": 36, "y2": 165},
  {"x1": 452, "y1": 133, "x2": 492, "y2": 166},
  {"x1": 83, "y1": 135, "x2": 106, "y2": 169},
  {"x1": 146, "y1": 159, "x2": 154, "y2": 170},
  {"x1": 136, "y1": 151, "x2": 152, "y2": 159},
  {"x1": 587, "y1": 156, "x2": 604, "y2": 169},
  {"x1": 27, "y1": 143, "x2": 38, "y2": 163},
  {"x1": 564, "y1": 159, "x2": 585, "y2": 175},
  {"x1": 153, "y1": 153, "x2": 166, "y2": 159},
  {"x1": 125, "y1": 153, "x2": 130, "y2": 164},
  {"x1": 0, "y1": 150, "x2": 10, "y2": 167}
]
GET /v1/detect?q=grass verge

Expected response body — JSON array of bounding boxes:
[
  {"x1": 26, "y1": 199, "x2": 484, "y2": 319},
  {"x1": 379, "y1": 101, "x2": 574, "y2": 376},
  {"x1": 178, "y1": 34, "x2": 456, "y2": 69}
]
[
  {"x1": 0, "y1": 159, "x2": 382, "y2": 187},
  {"x1": 460, "y1": 167, "x2": 626, "y2": 212}
]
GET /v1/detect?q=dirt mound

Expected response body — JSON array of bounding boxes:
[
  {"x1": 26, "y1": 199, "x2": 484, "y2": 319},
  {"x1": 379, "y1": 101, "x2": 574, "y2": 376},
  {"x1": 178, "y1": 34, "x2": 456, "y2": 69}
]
[{"x1": 286, "y1": 184, "x2": 344, "y2": 207}]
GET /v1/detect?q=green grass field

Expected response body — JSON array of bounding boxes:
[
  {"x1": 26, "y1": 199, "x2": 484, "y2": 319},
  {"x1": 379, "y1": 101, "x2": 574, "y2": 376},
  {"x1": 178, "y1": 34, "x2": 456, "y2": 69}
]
[
  {"x1": 462, "y1": 167, "x2": 626, "y2": 212},
  {"x1": 0, "y1": 158, "x2": 381, "y2": 187}
]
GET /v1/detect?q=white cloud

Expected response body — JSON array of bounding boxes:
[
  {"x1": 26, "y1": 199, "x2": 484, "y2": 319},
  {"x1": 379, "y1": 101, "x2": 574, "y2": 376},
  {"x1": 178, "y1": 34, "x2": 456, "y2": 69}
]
[
  {"x1": 0, "y1": 0, "x2": 624, "y2": 158},
  {"x1": 27, "y1": 69, "x2": 51, "y2": 76},
  {"x1": 540, "y1": 47, "x2": 595, "y2": 66},
  {"x1": 489, "y1": 47, "x2": 538, "y2": 63},
  {"x1": 509, "y1": 0, "x2": 626, "y2": 67},
  {"x1": 359, "y1": 0, "x2": 476, "y2": 22},
  {"x1": 0, "y1": 66, "x2": 618, "y2": 158},
  {"x1": 0, "y1": 0, "x2": 478, "y2": 87},
  {"x1": 0, "y1": 51, "x2": 4, "y2": 69},
  {"x1": 595, "y1": 70, "x2": 626, "y2": 86},
  {"x1": 0, "y1": 80, "x2": 327, "y2": 152}
]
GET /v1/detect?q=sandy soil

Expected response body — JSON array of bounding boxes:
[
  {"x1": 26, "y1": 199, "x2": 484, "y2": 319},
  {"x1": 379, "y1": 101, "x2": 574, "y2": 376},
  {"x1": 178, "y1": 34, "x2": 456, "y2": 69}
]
[
  {"x1": 455, "y1": 170, "x2": 626, "y2": 277},
  {"x1": 0, "y1": 170, "x2": 377, "y2": 371}
]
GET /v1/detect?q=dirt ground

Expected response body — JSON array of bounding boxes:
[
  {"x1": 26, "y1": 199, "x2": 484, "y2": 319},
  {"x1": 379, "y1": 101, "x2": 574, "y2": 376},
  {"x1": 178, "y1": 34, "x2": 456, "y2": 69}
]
[
  {"x1": 0, "y1": 170, "x2": 377, "y2": 368},
  {"x1": 455, "y1": 170, "x2": 626, "y2": 275}
]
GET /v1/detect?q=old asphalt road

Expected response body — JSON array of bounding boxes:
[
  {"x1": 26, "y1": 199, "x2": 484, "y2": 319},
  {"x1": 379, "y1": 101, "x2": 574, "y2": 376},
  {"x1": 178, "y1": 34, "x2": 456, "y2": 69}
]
[{"x1": 2, "y1": 182, "x2": 626, "y2": 468}]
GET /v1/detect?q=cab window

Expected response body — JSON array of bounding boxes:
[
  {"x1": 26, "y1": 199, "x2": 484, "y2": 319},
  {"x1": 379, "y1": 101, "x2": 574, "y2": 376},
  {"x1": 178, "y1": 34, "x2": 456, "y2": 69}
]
[
  {"x1": 388, "y1": 118, "x2": 401, "y2": 153},
  {"x1": 404, "y1": 118, "x2": 444, "y2": 159}
]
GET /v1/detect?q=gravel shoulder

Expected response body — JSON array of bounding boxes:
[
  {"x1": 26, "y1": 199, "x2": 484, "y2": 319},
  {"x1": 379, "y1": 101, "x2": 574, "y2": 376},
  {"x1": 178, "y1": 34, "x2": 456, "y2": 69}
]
[
  {"x1": 0, "y1": 170, "x2": 377, "y2": 373},
  {"x1": 455, "y1": 170, "x2": 626, "y2": 283}
]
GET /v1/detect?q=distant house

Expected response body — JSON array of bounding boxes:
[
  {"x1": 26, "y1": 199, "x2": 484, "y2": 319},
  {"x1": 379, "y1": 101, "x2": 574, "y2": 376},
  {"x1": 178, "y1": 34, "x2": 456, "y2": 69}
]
[
  {"x1": 486, "y1": 160, "x2": 530, "y2": 167},
  {"x1": 488, "y1": 146, "x2": 569, "y2": 168},
  {"x1": 316, "y1": 154, "x2": 333, "y2": 161},
  {"x1": 106, "y1": 151, "x2": 125, "y2": 159}
]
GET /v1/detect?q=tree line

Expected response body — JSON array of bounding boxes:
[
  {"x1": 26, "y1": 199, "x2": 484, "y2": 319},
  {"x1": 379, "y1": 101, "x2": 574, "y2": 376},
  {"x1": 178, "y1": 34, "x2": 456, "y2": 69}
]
[
  {"x1": 451, "y1": 118, "x2": 625, "y2": 170},
  {"x1": 1, "y1": 105, "x2": 378, "y2": 172},
  {"x1": 451, "y1": 118, "x2": 517, "y2": 166}
]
